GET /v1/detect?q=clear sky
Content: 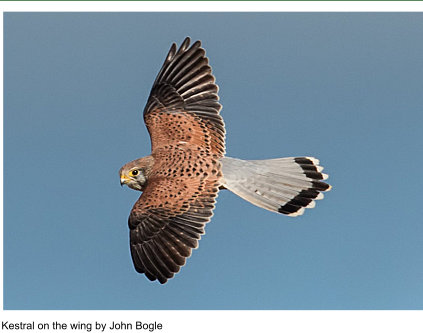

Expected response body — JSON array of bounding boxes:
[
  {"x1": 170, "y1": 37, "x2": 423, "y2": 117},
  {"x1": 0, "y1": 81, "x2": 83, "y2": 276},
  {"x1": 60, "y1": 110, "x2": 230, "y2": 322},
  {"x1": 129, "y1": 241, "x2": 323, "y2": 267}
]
[{"x1": 4, "y1": 12, "x2": 423, "y2": 310}]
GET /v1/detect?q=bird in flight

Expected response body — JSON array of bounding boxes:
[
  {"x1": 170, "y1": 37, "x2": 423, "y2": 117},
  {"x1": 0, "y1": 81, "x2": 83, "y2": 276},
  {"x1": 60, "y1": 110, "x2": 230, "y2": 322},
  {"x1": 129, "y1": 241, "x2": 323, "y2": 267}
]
[{"x1": 119, "y1": 37, "x2": 331, "y2": 284}]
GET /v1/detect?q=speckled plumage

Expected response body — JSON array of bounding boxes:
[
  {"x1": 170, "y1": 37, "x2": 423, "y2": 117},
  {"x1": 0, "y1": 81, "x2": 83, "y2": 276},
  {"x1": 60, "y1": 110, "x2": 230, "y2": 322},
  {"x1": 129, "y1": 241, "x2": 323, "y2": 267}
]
[
  {"x1": 120, "y1": 37, "x2": 331, "y2": 284},
  {"x1": 121, "y1": 37, "x2": 224, "y2": 284}
]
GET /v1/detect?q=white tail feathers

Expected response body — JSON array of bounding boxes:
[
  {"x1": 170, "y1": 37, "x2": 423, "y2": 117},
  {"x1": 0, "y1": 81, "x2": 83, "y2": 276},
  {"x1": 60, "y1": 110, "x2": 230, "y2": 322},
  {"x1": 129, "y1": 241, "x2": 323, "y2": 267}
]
[{"x1": 220, "y1": 156, "x2": 331, "y2": 217}]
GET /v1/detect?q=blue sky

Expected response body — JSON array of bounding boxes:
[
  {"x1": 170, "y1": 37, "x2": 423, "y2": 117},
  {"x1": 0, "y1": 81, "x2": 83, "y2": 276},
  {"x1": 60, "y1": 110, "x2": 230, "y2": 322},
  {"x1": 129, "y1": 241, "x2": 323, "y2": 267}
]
[{"x1": 4, "y1": 12, "x2": 423, "y2": 310}]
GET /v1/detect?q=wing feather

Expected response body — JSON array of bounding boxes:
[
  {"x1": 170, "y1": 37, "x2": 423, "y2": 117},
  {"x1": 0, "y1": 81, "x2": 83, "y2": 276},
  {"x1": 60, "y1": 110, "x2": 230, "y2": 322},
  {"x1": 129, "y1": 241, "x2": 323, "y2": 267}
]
[
  {"x1": 143, "y1": 37, "x2": 225, "y2": 156},
  {"x1": 150, "y1": 239, "x2": 181, "y2": 273},
  {"x1": 129, "y1": 176, "x2": 219, "y2": 283},
  {"x1": 155, "y1": 235, "x2": 186, "y2": 266}
]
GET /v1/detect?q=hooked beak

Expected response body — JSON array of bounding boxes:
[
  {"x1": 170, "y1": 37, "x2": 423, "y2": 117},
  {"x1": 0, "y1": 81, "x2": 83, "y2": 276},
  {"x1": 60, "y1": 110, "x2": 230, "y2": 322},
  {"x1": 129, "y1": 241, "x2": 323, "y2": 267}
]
[{"x1": 120, "y1": 174, "x2": 130, "y2": 187}]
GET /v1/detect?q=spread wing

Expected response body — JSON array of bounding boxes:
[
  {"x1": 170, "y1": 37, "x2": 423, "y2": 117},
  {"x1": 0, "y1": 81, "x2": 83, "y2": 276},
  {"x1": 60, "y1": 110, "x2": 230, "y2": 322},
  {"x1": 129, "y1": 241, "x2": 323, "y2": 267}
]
[
  {"x1": 129, "y1": 175, "x2": 220, "y2": 284},
  {"x1": 129, "y1": 38, "x2": 226, "y2": 283},
  {"x1": 143, "y1": 37, "x2": 226, "y2": 156}
]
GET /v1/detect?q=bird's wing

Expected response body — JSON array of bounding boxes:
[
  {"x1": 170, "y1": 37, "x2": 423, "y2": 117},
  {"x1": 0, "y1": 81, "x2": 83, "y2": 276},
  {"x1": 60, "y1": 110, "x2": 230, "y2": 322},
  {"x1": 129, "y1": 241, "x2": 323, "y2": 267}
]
[
  {"x1": 143, "y1": 37, "x2": 225, "y2": 157},
  {"x1": 129, "y1": 37, "x2": 225, "y2": 283},
  {"x1": 128, "y1": 174, "x2": 220, "y2": 284}
]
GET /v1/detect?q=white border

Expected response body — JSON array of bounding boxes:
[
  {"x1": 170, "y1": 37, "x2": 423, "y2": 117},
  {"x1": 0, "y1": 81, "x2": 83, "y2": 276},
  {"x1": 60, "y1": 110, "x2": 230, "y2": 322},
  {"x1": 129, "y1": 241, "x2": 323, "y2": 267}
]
[
  {"x1": 1, "y1": 2, "x2": 423, "y2": 332},
  {"x1": 0, "y1": 1, "x2": 422, "y2": 12},
  {"x1": 2, "y1": 310, "x2": 423, "y2": 332}
]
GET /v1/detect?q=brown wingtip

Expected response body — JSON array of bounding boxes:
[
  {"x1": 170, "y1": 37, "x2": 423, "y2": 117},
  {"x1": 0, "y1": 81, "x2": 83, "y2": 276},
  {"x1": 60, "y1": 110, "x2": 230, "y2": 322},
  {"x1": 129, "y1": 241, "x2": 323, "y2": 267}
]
[
  {"x1": 166, "y1": 43, "x2": 177, "y2": 62},
  {"x1": 178, "y1": 37, "x2": 191, "y2": 53}
]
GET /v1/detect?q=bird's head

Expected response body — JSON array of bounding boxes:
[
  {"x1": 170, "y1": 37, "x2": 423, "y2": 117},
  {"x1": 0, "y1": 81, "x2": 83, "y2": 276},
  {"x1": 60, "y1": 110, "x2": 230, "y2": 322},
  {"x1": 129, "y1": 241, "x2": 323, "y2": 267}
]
[{"x1": 119, "y1": 156, "x2": 153, "y2": 191}]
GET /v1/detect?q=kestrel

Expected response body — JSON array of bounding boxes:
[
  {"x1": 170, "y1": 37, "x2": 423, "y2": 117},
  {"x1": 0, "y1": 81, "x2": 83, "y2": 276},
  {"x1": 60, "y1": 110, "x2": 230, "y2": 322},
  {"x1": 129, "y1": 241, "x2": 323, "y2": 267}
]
[{"x1": 120, "y1": 37, "x2": 331, "y2": 284}]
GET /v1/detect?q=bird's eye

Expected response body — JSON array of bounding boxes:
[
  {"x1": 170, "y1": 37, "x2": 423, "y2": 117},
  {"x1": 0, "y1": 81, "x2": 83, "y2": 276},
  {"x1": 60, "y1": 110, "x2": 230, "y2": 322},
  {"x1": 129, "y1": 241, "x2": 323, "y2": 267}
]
[{"x1": 131, "y1": 170, "x2": 139, "y2": 176}]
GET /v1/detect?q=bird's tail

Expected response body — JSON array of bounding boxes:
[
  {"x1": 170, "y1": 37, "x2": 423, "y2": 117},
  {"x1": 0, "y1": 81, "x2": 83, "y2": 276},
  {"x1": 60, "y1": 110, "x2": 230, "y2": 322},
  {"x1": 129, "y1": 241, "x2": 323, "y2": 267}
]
[{"x1": 220, "y1": 156, "x2": 331, "y2": 216}]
